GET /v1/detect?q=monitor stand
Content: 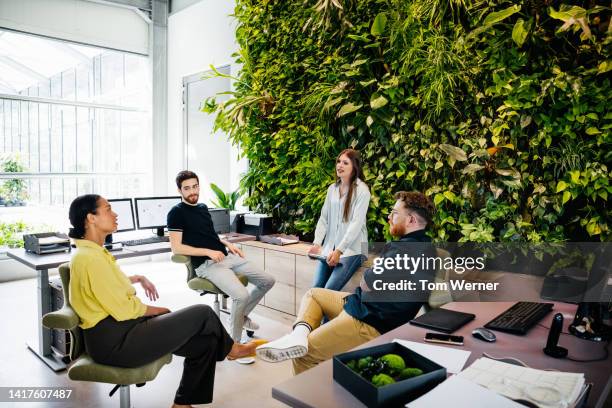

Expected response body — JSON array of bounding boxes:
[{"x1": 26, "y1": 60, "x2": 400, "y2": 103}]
[{"x1": 156, "y1": 227, "x2": 165, "y2": 237}]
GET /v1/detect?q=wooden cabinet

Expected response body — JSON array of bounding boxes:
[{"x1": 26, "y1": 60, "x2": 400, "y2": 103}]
[
  {"x1": 239, "y1": 244, "x2": 265, "y2": 305},
  {"x1": 265, "y1": 250, "x2": 296, "y2": 315},
  {"x1": 295, "y1": 255, "x2": 317, "y2": 307},
  {"x1": 239, "y1": 241, "x2": 315, "y2": 316}
]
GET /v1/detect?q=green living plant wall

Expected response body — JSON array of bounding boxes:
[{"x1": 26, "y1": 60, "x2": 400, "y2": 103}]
[{"x1": 204, "y1": 0, "x2": 611, "y2": 242}]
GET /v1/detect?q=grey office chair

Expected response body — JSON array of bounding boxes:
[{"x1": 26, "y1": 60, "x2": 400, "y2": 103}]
[{"x1": 42, "y1": 263, "x2": 171, "y2": 408}]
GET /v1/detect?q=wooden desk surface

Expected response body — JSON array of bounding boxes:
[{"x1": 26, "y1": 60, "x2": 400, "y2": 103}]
[{"x1": 272, "y1": 302, "x2": 612, "y2": 408}]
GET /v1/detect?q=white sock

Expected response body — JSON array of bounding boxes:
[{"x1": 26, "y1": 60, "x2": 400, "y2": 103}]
[{"x1": 292, "y1": 323, "x2": 311, "y2": 340}]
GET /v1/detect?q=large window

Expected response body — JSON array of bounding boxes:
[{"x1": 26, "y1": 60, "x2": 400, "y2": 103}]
[{"x1": 0, "y1": 31, "x2": 151, "y2": 230}]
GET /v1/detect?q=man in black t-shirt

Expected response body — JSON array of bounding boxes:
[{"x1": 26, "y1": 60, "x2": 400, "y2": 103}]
[{"x1": 168, "y1": 171, "x2": 275, "y2": 342}]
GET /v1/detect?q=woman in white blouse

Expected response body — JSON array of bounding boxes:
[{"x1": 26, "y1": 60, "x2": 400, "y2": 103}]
[{"x1": 308, "y1": 148, "x2": 371, "y2": 290}]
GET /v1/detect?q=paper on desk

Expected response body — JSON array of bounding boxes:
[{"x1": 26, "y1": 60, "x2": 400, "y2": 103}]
[
  {"x1": 38, "y1": 236, "x2": 69, "y2": 245},
  {"x1": 393, "y1": 339, "x2": 471, "y2": 374},
  {"x1": 406, "y1": 375, "x2": 524, "y2": 408}
]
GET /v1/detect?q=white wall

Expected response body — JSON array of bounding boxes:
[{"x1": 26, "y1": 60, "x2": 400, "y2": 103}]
[{"x1": 167, "y1": 0, "x2": 247, "y2": 204}]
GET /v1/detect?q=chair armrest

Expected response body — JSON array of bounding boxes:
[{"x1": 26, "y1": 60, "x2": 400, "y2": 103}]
[
  {"x1": 42, "y1": 307, "x2": 80, "y2": 330},
  {"x1": 171, "y1": 254, "x2": 190, "y2": 264}
]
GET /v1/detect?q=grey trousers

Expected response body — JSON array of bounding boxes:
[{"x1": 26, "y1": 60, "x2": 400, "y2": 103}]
[
  {"x1": 195, "y1": 253, "x2": 275, "y2": 340},
  {"x1": 83, "y1": 304, "x2": 233, "y2": 405}
]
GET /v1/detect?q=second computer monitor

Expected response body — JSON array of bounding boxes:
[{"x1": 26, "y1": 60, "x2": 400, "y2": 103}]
[
  {"x1": 134, "y1": 196, "x2": 181, "y2": 236},
  {"x1": 107, "y1": 198, "x2": 136, "y2": 232}
]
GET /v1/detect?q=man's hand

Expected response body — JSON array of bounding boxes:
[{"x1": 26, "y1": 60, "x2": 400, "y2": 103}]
[
  {"x1": 226, "y1": 243, "x2": 244, "y2": 258},
  {"x1": 326, "y1": 249, "x2": 342, "y2": 267},
  {"x1": 138, "y1": 276, "x2": 159, "y2": 301},
  {"x1": 308, "y1": 244, "x2": 322, "y2": 255},
  {"x1": 207, "y1": 249, "x2": 226, "y2": 263}
]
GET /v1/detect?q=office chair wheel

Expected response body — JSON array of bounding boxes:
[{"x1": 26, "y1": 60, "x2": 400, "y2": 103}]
[{"x1": 246, "y1": 330, "x2": 255, "y2": 338}]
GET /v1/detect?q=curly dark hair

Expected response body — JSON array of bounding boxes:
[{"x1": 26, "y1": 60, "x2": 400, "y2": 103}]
[{"x1": 394, "y1": 191, "x2": 435, "y2": 227}]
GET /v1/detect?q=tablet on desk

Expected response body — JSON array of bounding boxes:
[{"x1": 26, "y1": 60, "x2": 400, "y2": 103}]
[
  {"x1": 308, "y1": 253, "x2": 343, "y2": 266},
  {"x1": 410, "y1": 308, "x2": 475, "y2": 333}
]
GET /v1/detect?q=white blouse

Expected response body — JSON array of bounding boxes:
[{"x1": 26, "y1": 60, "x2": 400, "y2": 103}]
[{"x1": 313, "y1": 178, "x2": 370, "y2": 257}]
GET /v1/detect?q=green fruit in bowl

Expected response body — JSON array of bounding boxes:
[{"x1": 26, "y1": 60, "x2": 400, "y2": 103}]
[
  {"x1": 372, "y1": 373, "x2": 396, "y2": 387},
  {"x1": 357, "y1": 356, "x2": 373, "y2": 370},
  {"x1": 398, "y1": 367, "x2": 423, "y2": 380},
  {"x1": 379, "y1": 354, "x2": 406, "y2": 375}
]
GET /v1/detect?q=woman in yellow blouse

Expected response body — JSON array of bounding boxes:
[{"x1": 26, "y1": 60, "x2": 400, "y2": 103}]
[{"x1": 68, "y1": 194, "x2": 261, "y2": 408}]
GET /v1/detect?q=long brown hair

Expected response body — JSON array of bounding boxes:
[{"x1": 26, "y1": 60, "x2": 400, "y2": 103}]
[{"x1": 335, "y1": 148, "x2": 366, "y2": 222}]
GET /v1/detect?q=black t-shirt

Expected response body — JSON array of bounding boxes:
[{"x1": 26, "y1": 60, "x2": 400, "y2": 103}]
[{"x1": 167, "y1": 202, "x2": 227, "y2": 269}]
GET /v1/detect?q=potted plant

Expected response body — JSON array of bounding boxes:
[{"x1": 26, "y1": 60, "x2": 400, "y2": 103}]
[
  {"x1": 210, "y1": 183, "x2": 244, "y2": 230},
  {"x1": 0, "y1": 154, "x2": 28, "y2": 206}
]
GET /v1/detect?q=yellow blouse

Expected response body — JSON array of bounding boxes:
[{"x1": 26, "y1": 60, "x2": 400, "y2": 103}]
[{"x1": 69, "y1": 239, "x2": 146, "y2": 329}]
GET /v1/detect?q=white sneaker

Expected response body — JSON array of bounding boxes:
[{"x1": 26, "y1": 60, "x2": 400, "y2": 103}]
[
  {"x1": 256, "y1": 332, "x2": 308, "y2": 362},
  {"x1": 243, "y1": 316, "x2": 260, "y2": 331}
]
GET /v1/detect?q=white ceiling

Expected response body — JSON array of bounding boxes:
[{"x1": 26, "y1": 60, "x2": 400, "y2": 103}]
[{"x1": 0, "y1": 30, "x2": 103, "y2": 94}]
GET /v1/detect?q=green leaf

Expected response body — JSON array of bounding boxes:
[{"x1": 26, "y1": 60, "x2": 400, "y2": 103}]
[
  {"x1": 483, "y1": 5, "x2": 521, "y2": 26},
  {"x1": 434, "y1": 194, "x2": 445, "y2": 206},
  {"x1": 370, "y1": 95, "x2": 388, "y2": 109},
  {"x1": 597, "y1": 61, "x2": 611, "y2": 74},
  {"x1": 512, "y1": 18, "x2": 529, "y2": 47},
  {"x1": 462, "y1": 164, "x2": 485, "y2": 175},
  {"x1": 438, "y1": 144, "x2": 467, "y2": 161},
  {"x1": 556, "y1": 181, "x2": 568, "y2": 193},
  {"x1": 366, "y1": 115, "x2": 374, "y2": 127},
  {"x1": 337, "y1": 102, "x2": 362, "y2": 117},
  {"x1": 562, "y1": 191, "x2": 571, "y2": 204},
  {"x1": 569, "y1": 171, "x2": 580, "y2": 184},
  {"x1": 586, "y1": 127, "x2": 601, "y2": 135},
  {"x1": 548, "y1": 5, "x2": 586, "y2": 22},
  {"x1": 443, "y1": 191, "x2": 456, "y2": 202},
  {"x1": 371, "y1": 13, "x2": 387, "y2": 37}
]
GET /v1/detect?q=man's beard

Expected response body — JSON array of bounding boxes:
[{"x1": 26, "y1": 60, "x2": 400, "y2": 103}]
[
  {"x1": 185, "y1": 194, "x2": 198, "y2": 204},
  {"x1": 389, "y1": 223, "x2": 405, "y2": 237}
]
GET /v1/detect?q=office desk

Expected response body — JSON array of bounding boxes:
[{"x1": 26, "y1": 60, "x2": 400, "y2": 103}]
[
  {"x1": 7, "y1": 244, "x2": 172, "y2": 372},
  {"x1": 272, "y1": 302, "x2": 612, "y2": 408}
]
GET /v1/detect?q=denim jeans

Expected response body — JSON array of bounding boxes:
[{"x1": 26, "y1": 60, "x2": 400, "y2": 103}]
[
  {"x1": 312, "y1": 254, "x2": 365, "y2": 291},
  {"x1": 195, "y1": 254, "x2": 275, "y2": 341}
]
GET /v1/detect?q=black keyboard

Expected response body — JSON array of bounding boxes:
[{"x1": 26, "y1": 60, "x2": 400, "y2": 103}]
[
  {"x1": 121, "y1": 236, "x2": 169, "y2": 246},
  {"x1": 485, "y1": 302, "x2": 553, "y2": 335}
]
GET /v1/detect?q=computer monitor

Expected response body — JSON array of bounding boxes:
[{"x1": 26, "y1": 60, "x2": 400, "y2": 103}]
[
  {"x1": 134, "y1": 196, "x2": 181, "y2": 236},
  {"x1": 104, "y1": 198, "x2": 135, "y2": 247},
  {"x1": 209, "y1": 208, "x2": 230, "y2": 234},
  {"x1": 107, "y1": 198, "x2": 136, "y2": 232}
]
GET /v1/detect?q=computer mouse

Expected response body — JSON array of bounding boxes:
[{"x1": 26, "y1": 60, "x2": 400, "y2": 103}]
[{"x1": 472, "y1": 327, "x2": 496, "y2": 342}]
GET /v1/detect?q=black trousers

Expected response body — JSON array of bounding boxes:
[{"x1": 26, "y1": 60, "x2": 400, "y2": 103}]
[{"x1": 83, "y1": 304, "x2": 234, "y2": 405}]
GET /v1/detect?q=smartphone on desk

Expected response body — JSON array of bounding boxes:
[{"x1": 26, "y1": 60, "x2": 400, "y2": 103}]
[{"x1": 424, "y1": 332, "x2": 464, "y2": 346}]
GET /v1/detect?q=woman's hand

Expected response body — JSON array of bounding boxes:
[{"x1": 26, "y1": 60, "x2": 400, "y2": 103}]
[
  {"x1": 139, "y1": 276, "x2": 159, "y2": 301},
  {"x1": 326, "y1": 249, "x2": 342, "y2": 267},
  {"x1": 308, "y1": 244, "x2": 322, "y2": 255},
  {"x1": 144, "y1": 305, "x2": 170, "y2": 316}
]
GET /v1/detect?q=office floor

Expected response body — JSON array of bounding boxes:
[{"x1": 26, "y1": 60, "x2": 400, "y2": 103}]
[{"x1": 0, "y1": 255, "x2": 295, "y2": 407}]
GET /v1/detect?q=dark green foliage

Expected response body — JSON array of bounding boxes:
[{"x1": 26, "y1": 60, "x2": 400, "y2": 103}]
[{"x1": 205, "y1": 0, "x2": 611, "y2": 242}]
